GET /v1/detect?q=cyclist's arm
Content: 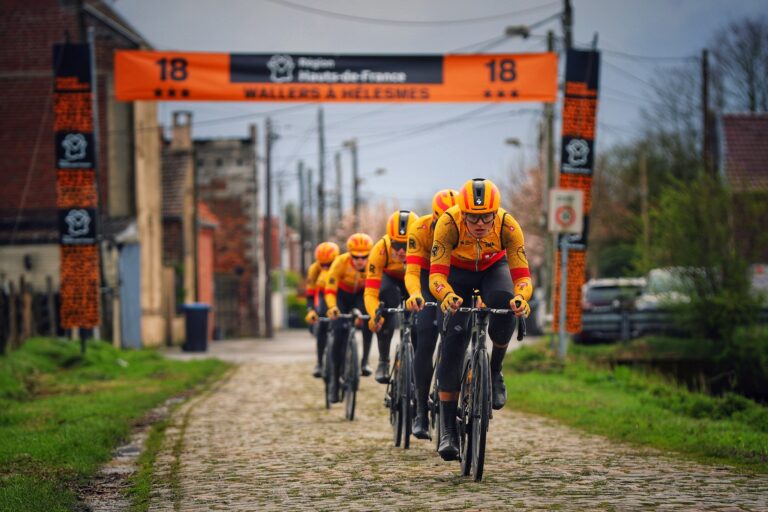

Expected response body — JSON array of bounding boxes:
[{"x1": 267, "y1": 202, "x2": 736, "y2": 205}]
[
  {"x1": 428, "y1": 214, "x2": 459, "y2": 302},
  {"x1": 305, "y1": 262, "x2": 320, "y2": 309},
  {"x1": 324, "y1": 256, "x2": 343, "y2": 309},
  {"x1": 364, "y1": 238, "x2": 387, "y2": 318},
  {"x1": 404, "y1": 228, "x2": 429, "y2": 296},
  {"x1": 502, "y1": 214, "x2": 533, "y2": 301}
]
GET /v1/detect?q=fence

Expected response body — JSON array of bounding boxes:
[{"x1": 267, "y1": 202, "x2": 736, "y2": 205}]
[{"x1": 0, "y1": 276, "x2": 61, "y2": 354}]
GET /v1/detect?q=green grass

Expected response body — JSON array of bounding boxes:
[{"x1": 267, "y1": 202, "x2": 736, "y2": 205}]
[
  {"x1": 0, "y1": 337, "x2": 229, "y2": 512},
  {"x1": 504, "y1": 344, "x2": 768, "y2": 473}
]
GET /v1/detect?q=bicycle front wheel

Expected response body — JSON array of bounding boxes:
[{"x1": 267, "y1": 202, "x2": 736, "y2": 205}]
[
  {"x1": 471, "y1": 352, "x2": 491, "y2": 481},
  {"x1": 344, "y1": 332, "x2": 360, "y2": 421},
  {"x1": 389, "y1": 352, "x2": 402, "y2": 447},
  {"x1": 400, "y1": 340, "x2": 414, "y2": 449},
  {"x1": 458, "y1": 355, "x2": 473, "y2": 476},
  {"x1": 323, "y1": 333, "x2": 333, "y2": 410}
]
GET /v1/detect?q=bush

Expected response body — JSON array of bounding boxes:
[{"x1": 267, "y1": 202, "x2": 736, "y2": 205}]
[
  {"x1": 718, "y1": 326, "x2": 768, "y2": 398},
  {"x1": 287, "y1": 293, "x2": 307, "y2": 327}
]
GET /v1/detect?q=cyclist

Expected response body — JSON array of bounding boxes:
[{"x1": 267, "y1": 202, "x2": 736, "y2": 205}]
[
  {"x1": 326, "y1": 233, "x2": 375, "y2": 402},
  {"x1": 364, "y1": 210, "x2": 418, "y2": 384},
  {"x1": 429, "y1": 178, "x2": 532, "y2": 460},
  {"x1": 305, "y1": 241, "x2": 340, "y2": 378},
  {"x1": 404, "y1": 189, "x2": 459, "y2": 440}
]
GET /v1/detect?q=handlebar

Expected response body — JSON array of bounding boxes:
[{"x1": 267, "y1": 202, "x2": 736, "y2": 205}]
[{"x1": 441, "y1": 304, "x2": 527, "y2": 341}]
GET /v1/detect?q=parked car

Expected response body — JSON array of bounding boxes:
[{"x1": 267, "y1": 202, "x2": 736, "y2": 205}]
[
  {"x1": 576, "y1": 277, "x2": 645, "y2": 343},
  {"x1": 633, "y1": 267, "x2": 698, "y2": 337}
]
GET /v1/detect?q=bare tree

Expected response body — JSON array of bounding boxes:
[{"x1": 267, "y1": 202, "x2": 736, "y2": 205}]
[{"x1": 711, "y1": 17, "x2": 768, "y2": 113}]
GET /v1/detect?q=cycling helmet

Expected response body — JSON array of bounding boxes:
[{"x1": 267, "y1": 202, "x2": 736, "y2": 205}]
[
  {"x1": 458, "y1": 178, "x2": 500, "y2": 214},
  {"x1": 432, "y1": 189, "x2": 459, "y2": 219},
  {"x1": 315, "y1": 241, "x2": 340, "y2": 265},
  {"x1": 346, "y1": 233, "x2": 373, "y2": 256},
  {"x1": 386, "y1": 210, "x2": 418, "y2": 243}
]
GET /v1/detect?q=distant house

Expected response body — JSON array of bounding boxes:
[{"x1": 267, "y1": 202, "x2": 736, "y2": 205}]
[{"x1": 718, "y1": 113, "x2": 768, "y2": 263}]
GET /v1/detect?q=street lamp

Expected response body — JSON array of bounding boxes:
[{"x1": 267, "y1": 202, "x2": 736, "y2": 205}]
[
  {"x1": 342, "y1": 139, "x2": 360, "y2": 229},
  {"x1": 505, "y1": 25, "x2": 531, "y2": 39}
]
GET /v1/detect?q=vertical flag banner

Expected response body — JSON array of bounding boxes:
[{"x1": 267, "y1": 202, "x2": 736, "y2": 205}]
[
  {"x1": 54, "y1": 43, "x2": 101, "y2": 329},
  {"x1": 553, "y1": 49, "x2": 600, "y2": 334}
]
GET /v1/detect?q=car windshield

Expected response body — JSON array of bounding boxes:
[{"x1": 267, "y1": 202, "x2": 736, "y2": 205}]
[
  {"x1": 646, "y1": 269, "x2": 695, "y2": 294},
  {"x1": 586, "y1": 286, "x2": 641, "y2": 303}
]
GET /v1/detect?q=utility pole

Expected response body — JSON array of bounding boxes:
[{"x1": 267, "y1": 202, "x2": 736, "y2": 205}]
[
  {"x1": 544, "y1": 29, "x2": 556, "y2": 324},
  {"x1": 249, "y1": 124, "x2": 262, "y2": 337},
  {"x1": 640, "y1": 148, "x2": 650, "y2": 268},
  {"x1": 298, "y1": 160, "x2": 306, "y2": 275},
  {"x1": 562, "y1": 0, "x2": 573, "y2": 50},
  {"x1": 335, "y1": 151, "x2": 343, "y2": 226},
  {"x1": 317, "y1": 107, "x2": 326, "y2": 241},
  {"x1": 307, "y1": 167, "x2": 315, "y2": 248},
  {"x1": 264, "y1": 118, "x2": 275, "y2": 339},
  {"x1": 277, "y1": 179, "x2": 287, "y2": 329},
  {"x1": 702, "y1": 48, "x2": 713, "y2": 175},
  {"x1": 343, "y1": 139, "x2": 360, "y2": 231}
]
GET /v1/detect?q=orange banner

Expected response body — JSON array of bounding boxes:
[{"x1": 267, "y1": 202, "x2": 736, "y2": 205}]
[{"x1": 115, "y1": 51, "x2": 557, "y2": 103}]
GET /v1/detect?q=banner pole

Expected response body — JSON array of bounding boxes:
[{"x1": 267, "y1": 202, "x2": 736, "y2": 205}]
[{"x1": 558, "y1": 236, "x2": 569, "y2": 360}]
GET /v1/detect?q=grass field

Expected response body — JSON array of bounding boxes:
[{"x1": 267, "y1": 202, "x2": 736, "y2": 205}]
[
  {"x1": 0, "y1": 338, "x2": 229, "y2": 512},
  {"x1": 504, "y1": 343, "x2": 768, "y2": 473}
]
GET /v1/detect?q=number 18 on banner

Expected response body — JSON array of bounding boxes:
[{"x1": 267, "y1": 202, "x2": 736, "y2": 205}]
[{"x1": 548, "y1": 188, "x2": 584, "y2": 234}]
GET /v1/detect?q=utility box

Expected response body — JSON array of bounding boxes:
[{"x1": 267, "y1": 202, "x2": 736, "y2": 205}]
[{"x1": 182, "y1": 303, "x2": 210, "y2": 352}]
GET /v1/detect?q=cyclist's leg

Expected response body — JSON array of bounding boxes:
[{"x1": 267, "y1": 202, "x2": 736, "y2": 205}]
[
  {"x1": 374, "y1": 274, "x2": 401, "y2": 383},
  {"x1": 353, "y1": 292, "x2": 373, "y2": 376},
  {"x1": 316, "y1": 293, "x2": 329, "y2": 368},
  {"x1": 480, "y1": 260, "x2": 516, "y2": 409},
  {"x1": 413, "y1": 269, "x2": 439, "y2": 438},
  {"x1": 436, "y1": 268, "x2": 477, "y2": 459}
]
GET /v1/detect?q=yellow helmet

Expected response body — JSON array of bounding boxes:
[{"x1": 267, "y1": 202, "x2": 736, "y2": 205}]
[
  {"x1": 386, "y1": 210, "x2": 418, "y2": 243},
  {"x1": 315, "y1": 242, "x2": 340, "y2": 265},
  {"x1": 432, "y1": 189, "x2": 459, "y2": 219},
  {"x1": 458, "y1": 178, "x2": 500, "y2": 214},
  {"x1": 346, "y1": 233, "x2": 373, "y2": 256}
]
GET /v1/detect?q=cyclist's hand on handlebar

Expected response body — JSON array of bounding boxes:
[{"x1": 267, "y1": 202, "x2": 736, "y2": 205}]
[
  {"x1": 327, "y1": 306, "x2": 340, "y2": 320},
  {"x1": 440, "y1": 293, "x2": 463, "y2": 314},
  {"x1": 305, "y1": 309, "x2": 318, "y2": 324},
  {"x1": 476, "y1": 295, "x2": 487, "y2": 308},
  {"x1": 368, "y1": 316, "x2": 384, "y2": 333},
  {"x1": 405, "y1": 293, "x2": 424, "y2": 312},
  {"x1": 509, "y1": 295, "x2": 531, "y2": 318}
]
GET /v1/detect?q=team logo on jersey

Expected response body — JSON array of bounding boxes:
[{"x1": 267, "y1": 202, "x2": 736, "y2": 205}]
[
  {"x1": 369, "y1": 264, "x2": 375, "y2": 273},
  {"x1": 516, "y1": 247, "x2": 528, "y2": 264}
]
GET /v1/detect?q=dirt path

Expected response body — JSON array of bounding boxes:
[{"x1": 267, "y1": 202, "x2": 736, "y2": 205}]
[{"x1": 143, "y1": 332, "x2": 768, "y2": 511}]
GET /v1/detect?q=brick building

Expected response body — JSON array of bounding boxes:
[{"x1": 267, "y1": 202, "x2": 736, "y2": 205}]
[{"x1": 0, "y1": 0, "x2": 166, "y2": 346}]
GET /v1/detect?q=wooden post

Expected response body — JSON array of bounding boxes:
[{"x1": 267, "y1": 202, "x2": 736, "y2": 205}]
[
  {"x1": 46, "y1": 276, "x2": 57, "y2": 337},
  {"x1": 9, "y1": 281, "x2": 17, "y2": 350},
  {"x1": 20, "y1": 276, "x2": 32, "y2": 346}
]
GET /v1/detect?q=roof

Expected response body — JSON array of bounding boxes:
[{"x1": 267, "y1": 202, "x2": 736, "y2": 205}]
[{"x1": 721, "y1": 113, "x2": 768, "y2": 192}]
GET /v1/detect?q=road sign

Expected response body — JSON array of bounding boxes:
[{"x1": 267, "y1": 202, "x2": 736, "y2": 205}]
[
  {"x1": 115, "y1": 51, "x2": 557, "y2": 103},
  {"x1": 548, "y1": 188, "x2": 584, "y2": 234}
]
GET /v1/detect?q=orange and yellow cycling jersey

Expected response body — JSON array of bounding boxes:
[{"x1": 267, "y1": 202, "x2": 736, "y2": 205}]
[
  {"x1": 324, "y1": 252, "x2": 367, "y2": 309},
  {"x1": 429, "y1": 205, "x2": 532, "y2": 302},
  {"x1": 364, "y1": 234, "x2": 406, "y2": 318},
  {"x1": 305, "y1": 260, "x2": 333, "y2": 309},
  {"x1": 405, "y1": 214, "x2": 434, "y2": 296}
]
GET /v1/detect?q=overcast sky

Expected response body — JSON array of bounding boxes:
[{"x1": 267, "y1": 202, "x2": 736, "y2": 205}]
[{"x1": 110, "y1": 0, "x2": 766, "y2": 214}]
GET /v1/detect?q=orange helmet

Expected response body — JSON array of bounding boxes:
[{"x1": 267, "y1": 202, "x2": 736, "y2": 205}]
[
  {"x1": 315, "y1": 242, "x2": 340, "y2": 265},
  {"x1": 432, "y1": 189, "x2": 459, "y2": 219},
  {"x1": 386, "y1": 210, "x2": 418, "y2": 243},
  {"x1": 346, "y1": 233, "x2": 373, "y2": 256},
  {"x1": 458, "y1": 178, "x2": 500, "y2": 214}
]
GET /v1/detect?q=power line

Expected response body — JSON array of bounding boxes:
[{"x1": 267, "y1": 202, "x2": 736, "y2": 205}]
[
  {"x1": 263, "y1": 0, "x2": 560, "y2": 26},
  {"x1": 602, "y1": 59, "x2": 658, "y2": 91}
]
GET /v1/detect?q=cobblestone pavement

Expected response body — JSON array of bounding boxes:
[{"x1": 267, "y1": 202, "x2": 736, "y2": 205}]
[{"x1": 147, "y1": 331, "x2": 768, "y2": 511}]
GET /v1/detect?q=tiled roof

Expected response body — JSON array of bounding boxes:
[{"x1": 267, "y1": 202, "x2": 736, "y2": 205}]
[{"x1": 721, "y1": 113, "x2": 768, "y2": 192}]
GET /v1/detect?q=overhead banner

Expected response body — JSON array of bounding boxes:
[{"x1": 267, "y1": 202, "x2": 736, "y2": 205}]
[
  {"x1": 54, "y1": 42, "x2": 101, "y2": 329},
  {"x1": 553, "y1": 49, "x2": 600, "y2": 335},
  {"x1": 115, "y1": 51, "x2": 557, "y2": 103}
]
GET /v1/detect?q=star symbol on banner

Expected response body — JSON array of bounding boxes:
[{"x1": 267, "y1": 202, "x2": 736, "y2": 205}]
[
  {"x1": 168, "y1": 88, "x2": 176, "y2": 98},
  {"x1": 154, "y1": 88, "x2": 163, "y2": 98},
  {"x1": 484, "y1": 90, "x2": 492, "y2": 98}
]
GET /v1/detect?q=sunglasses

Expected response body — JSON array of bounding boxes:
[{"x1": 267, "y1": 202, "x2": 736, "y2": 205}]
[
  {"x1": 465, "y1": 212, "x2": 495, "y2": 225},
  {"x1": 320, "y1": 263, "x2": 331, "y2": 269},
  {"x1": 351, "y1": 254, "x2": 368, "y2": 260},
  {"x1": 391, "y1": 241, "x2": 406, "y2": 251}
]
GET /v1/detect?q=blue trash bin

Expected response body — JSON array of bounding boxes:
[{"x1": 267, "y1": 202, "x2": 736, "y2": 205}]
[{"x1": 182, "y1": 303, "x2": 210, "y2": 352}]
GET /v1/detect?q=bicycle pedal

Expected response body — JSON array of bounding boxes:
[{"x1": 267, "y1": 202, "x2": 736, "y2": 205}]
[{"x1": 384, "y1": 397, "x2": 391, "y2": 407}]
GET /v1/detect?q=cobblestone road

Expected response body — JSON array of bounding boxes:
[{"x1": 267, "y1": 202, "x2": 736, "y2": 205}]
[{"x1": 147, "y1": 331, "x2": 768, "y2": 511}]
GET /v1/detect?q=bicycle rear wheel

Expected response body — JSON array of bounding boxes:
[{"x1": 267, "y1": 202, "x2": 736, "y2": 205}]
[
  {"x1": 322, "y1": 333, "x2": 333, "y2": 410},
  {"x1": 471, "y1": 352, "x2": 491, "y2": 481},
  {"x1": 389, "y1": 352, "x2": 402, "y2": 447},
  {"x1": 458, "y1": 355, "x2": 473, "y2": 476},
  {"x1": 400, "y1": 340, "x2": 414, "y2": 449},
  {"x1": 344, "y1": 332, "x2": 359, "y2": 421}
]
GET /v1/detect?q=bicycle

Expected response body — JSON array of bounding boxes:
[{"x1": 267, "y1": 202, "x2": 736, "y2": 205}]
[
  {"x1": 318, "y1": 317, "x2": 334, "y2": 410},
  {"x1": 443, "y1": 295, "x2": 526, "y2": 481},
  {"x1": 380, "y1": 301, "x2": 437, "y2": 449},
  {"x1": 334, "y1": 310, "x2": 369, "y2": 421}
]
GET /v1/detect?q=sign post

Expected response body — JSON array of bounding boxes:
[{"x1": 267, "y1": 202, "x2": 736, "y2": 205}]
[{"x1": 549, "y1": 188, "x2": 584, "y2": 359}]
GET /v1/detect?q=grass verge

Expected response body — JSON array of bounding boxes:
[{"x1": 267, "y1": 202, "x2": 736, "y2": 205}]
[
  {"x1": 0, "y1": 337, "x2": 230, "y2": 512},
  {"x1": 504, "y1": 343, "x2": 768, "y2": 473}
]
